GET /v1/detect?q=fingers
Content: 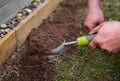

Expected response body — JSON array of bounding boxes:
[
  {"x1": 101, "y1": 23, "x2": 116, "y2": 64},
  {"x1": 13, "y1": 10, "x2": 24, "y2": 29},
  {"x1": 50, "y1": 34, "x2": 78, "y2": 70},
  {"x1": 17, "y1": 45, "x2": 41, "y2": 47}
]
[
  {"x1": 89, "y1": 37, "x2": 118, "y2": 53},
  {"x1": 84, "y1": 22, "x2": 95, "y2": 32},
  {"x1": 105, "y1": 47, "x2": 119, "y2": 53},
  {"x1": 89, "y1": 23, "x2": 103, "y2": 34},
  {"x1": 84, "y1": 20, "x2": 104, "y2": 32},
  {"x1": 89, "y1": 35, "x2": 101, "y2": 50}
]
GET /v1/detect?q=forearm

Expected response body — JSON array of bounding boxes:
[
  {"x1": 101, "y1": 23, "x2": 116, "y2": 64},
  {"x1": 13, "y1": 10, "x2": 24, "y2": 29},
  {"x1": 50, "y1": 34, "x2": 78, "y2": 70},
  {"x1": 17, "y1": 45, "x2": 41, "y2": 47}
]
[{"x1": 88, "y1": 0, "x2": 101, "y2": 11}]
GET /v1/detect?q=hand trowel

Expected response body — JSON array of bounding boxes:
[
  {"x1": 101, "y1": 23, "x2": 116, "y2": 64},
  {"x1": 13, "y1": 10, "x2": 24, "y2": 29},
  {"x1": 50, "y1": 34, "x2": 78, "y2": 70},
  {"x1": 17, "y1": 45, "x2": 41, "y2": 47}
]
[{"x1": 50, "y1": 34, "x2": 96, "y2": 54}]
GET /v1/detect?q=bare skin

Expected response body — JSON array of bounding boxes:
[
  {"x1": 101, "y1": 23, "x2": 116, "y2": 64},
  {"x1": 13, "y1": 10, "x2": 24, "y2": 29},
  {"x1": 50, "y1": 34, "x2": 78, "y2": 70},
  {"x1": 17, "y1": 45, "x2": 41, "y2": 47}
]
[
  {"x1": 89, "y1": 21, "x2": 120, "y2": 53},
  {"x1": 85, "y1": 0, "x2": 104, "y2": 32},
  {"x1": 85, "y1": 0, "x2": 120, "y2": 53}
]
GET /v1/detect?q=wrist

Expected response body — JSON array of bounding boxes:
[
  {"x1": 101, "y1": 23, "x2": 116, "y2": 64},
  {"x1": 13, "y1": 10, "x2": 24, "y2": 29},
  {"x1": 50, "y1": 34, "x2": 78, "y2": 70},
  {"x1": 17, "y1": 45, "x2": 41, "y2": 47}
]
[
  {"x1": 88, "y1": 0, "x2": 101, "y2": 11},
  {"x1": 88, "y1": 7, "x2": 101, "y2": 13}
]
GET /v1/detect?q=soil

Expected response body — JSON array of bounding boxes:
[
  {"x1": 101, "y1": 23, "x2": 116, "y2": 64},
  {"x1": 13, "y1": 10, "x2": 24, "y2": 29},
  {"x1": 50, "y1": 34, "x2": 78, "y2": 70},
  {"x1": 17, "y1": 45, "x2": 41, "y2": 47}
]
[
  {"x1": 26, "y1": 26, "x2": 63, "y2": 55},
  {"x1": 2, "y1": 0, "x2": 87, "y2": 81}
]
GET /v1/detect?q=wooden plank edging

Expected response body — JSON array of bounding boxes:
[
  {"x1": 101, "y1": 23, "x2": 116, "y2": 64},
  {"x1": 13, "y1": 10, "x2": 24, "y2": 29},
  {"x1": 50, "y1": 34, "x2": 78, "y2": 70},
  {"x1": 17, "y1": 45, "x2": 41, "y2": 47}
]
[
  {"x1": 0, "y1": 0, "x2": 61, "y2": 67},
  {"x1": 0, "y1": 30, "x2": 16, "y2": 66}
]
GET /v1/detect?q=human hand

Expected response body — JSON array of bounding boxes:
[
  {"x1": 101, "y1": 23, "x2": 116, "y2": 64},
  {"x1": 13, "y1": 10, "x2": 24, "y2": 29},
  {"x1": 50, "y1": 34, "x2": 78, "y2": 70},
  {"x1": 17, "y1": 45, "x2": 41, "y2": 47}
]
[
  {"x1": 89, "y1": 21, "x2": 120, "y2": 53},
  {"x1": 84, "y1": 8, "x2": 104, "y2": 32}
]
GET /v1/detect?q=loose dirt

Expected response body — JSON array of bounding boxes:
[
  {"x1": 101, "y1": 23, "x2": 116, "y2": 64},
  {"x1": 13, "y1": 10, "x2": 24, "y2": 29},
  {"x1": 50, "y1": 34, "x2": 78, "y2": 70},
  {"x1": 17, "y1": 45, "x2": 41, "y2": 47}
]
[
  {"x1": 2, "y1": 0, "x2": 87, "y2": 81},
  {"x1": 26, "y1": 26, "x2": 63, "y2": 55}
]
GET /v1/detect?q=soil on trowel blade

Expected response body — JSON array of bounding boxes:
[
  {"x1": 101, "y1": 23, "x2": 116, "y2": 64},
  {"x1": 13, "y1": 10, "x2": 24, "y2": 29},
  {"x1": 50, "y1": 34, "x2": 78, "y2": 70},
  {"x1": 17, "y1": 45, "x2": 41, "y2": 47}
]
[{"x1": 2, "y1": 0, "x2": 87, "y2": 81}]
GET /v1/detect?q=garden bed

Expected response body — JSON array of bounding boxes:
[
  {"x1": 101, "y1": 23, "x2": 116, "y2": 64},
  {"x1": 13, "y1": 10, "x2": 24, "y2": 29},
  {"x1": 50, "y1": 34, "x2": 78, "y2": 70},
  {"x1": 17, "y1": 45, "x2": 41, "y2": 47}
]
[
  {"x1": 0, "y1": 0, "x2": 61, "y2": 67},
  {"x1": 1, "y1": 0, "x2": 120, "y2": 81},
  {"x1": 1, "y1": 0, "x2": 87, "y2": 81}
]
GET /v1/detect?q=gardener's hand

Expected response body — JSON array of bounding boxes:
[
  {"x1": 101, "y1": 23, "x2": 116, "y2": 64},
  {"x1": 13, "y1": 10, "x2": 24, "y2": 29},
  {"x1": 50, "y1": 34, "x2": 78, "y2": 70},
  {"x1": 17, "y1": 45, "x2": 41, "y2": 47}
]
[
  {"x1": 85, "y1": 0, "x2": 104, "y2": 32},
  {"x1": 84, "y1": 8, "x2": 104, "y2": 32},
  {"x1": 89, "y1": 21, "x2": 120, "y2": 53}
]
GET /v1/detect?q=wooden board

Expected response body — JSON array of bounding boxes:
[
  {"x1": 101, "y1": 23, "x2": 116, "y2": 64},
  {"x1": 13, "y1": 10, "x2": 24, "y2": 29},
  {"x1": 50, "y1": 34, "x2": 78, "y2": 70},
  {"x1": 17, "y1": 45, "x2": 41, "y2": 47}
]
[
  {"x1": 0, "y1": 0, "x2": 61, "y2": 67},
  {"x1": 0, "y1": 30, "x2": 16, "y2": 66},
  {"x1": 14, "y1": 0, "x2": 62, "y2": 47}
]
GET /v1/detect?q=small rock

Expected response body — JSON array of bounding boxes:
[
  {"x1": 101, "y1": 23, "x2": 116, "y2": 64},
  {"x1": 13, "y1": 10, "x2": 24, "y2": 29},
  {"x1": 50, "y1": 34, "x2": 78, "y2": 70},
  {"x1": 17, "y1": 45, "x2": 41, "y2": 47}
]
[
  {"x1": 25, "y1": 5, "x2": 35, "y2": 10},
  {"x1": 0, "y1": 29, "x2": 5, "y2": 32},
  {"x1": 11, "y1": 55, "x2": 17, "y2": 59},
  {"x1": 7, "y1": 24, "x2": 14, "y2": 29},
  {"x1": 0, "y1": 24, "x2": 7, "y2": 29},
  {"x1": 4, "y1": 28, "x2": 11, "y2": 33},
  {"x1": 28, "y1": 5, "x2": 35, "y2": 9},
  {"x1": 22, "y1": 15, "x2": 26, "y2": 19},
  {"x1": 24, "y1": 8, "x2": 32, "y2": 14},
  {"x1": 10, "y1": 19, "x2": 19, "y2": 26},
  {"x1": 15, "y1": 18, "x2": 21, "y2": 22},
  {"x1": 17, "y1": 49, "x2": 21, "y2": 53},
  {"x1": 1, "y1": 34, "x2": 4, "y2": 38},
  {"x1": 32, "y1": 2, "x2": 39, "y2": 7},
  {"x1": 65, "y1": 33, "x2": 69, "y2": 36},
  {"x1": 17, "y1": 16, "x2": 23, "y2": 20},
  {"x1": 1, "y1": 28, "x2": 10, "y2": 33},
  {"x1": 17, "y1": 13, "x2": 23, "y2": 17}
]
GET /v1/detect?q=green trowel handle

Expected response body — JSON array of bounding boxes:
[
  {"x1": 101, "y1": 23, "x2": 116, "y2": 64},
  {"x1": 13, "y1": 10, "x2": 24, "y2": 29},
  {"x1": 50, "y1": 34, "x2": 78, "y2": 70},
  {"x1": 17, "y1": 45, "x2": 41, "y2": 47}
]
[{"x1": 77, "y1": 34, "x2": 96, "y2": 46}]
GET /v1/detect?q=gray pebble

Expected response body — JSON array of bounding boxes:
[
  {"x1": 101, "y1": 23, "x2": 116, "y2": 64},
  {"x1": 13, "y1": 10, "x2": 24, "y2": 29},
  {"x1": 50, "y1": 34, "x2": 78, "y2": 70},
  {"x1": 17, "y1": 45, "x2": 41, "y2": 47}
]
[
  {"x1": 4, "y1": 28, "x2": 11, "y2": 33},
  {"x1": 10, "y1": 19, "x2": 19, "y2": 26},
  {"x1": 32, "y1": 2, "x2": 39, "y2": 7},
  {"x1": 16, "y1": 16, "x2": 23, "y2": 20},
  {"x1": 1, "y1": 34, "x2": 4, "y2": 38},
  {"x1": 8, "y1": 24, "x2": 15, "y2": 29},
  {"x1": 0, "y1": 24, "x2": 7, "y2": 29},
  {"x1": 24, "y1": 8, "x2": 32, "y2": 14},
  {"x1": 0, "y1": 29, "x2": 5, "y2": 32}
]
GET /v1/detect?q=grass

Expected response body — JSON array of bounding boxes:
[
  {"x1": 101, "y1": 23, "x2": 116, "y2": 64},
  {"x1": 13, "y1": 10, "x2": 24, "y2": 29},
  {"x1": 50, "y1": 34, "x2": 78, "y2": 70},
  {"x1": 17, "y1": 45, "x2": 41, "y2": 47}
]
[
  {"x1": 55, "y1": 0, "x2": 120, "y2": 81},
  {"x1": 55, "y1": 47, "x2": 120, "y2": 81}
]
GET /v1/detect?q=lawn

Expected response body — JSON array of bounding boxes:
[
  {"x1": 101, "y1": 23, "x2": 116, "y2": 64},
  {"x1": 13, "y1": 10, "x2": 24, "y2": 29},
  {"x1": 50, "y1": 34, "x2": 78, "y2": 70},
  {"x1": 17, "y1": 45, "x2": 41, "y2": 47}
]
[{"x1": 55, "y1": 0, "x2": 120, "y2": 81}]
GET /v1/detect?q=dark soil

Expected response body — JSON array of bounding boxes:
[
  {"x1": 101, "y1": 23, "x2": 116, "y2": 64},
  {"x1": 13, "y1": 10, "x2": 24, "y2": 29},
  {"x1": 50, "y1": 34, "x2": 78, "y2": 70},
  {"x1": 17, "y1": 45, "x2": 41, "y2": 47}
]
[
  {"x1": 26, "y1": 26, "x2": 63, "y2": 55},
  {"x1": 2, "y1": 0, "x2": 87, "y2": 81}
]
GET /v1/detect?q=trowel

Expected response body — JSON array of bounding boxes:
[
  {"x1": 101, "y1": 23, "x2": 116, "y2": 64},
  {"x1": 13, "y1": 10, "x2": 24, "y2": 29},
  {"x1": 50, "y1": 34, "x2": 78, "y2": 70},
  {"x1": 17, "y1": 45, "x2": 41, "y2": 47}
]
[{"x1": 50, "y1": 34, "x2": 96, "y2": 54}]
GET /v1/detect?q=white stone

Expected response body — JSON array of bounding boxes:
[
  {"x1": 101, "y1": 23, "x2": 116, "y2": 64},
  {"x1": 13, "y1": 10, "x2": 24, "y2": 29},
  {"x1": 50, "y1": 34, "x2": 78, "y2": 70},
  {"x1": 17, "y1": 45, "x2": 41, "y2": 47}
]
[
  {"x1": 1, "y1": 24, "x2": 7, "y2": 28},
  {"x1": 4, "y1": 28, "x2": 11, "y2": 33},
  {"x1": 1, "y1": 34, "x2": 4, "y2": 38},
  {"x1": 17, "y1": 13, "x2": 23, "y2": 17},
  {"x1": 24, "y1": 8, "x2": 32, "y2": 14}
]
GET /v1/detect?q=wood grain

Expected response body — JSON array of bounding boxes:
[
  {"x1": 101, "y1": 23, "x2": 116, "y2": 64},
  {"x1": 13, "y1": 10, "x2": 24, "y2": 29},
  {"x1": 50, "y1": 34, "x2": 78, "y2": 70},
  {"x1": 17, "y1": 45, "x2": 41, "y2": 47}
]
[
  {"x1": 0, "y1": 30, "x2": 16, "y2": 66},
  {"x1": 0, "y1": 0, "x2": 61, "y2": 67}
]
